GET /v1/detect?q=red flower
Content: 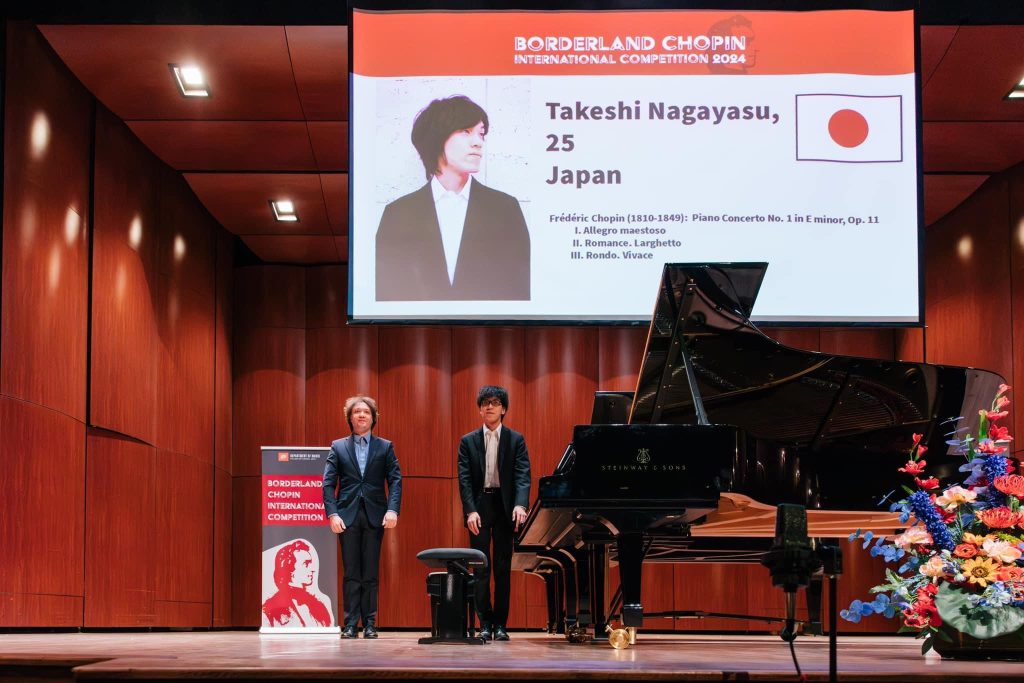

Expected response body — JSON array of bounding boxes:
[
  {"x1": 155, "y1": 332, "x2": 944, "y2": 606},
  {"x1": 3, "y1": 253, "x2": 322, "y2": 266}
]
[
  {"x1": 996, "y1": 396, "x2": 1011, "y2": 411},
  {"x1": 915, "y1": 477, "x2": 940, "y2": 490},
  {"x1": 994, "y1": 474, "x2": 1024, "y2": 497},
  {"x1": 990, "y1": 425, "x2": 1014, "y2": 442},
  {"x1": 988, "y1": 410, "x2": 1010, "y2": 422},
  {"x1": 998, "y1": 383, "x2": 1012, "y2": 394},
  {"x1": 917, "y1": 445, "x2": 929, "y2": 456},
  {"x1": 912, "y1": 433, "x2": 923, "y2": 445},
  {"x1": 978, "y1": 441, "x2": 1008, "y2": 454},
  {"x1": 977, "y1": 507, "x2": 1024, "y2": 529},
  {"x1": 899, "y1": 460, "x2": 927, "y2": 475},
  {"x1": 954, "y1": 543, "x2": 978, "y2": 558}
]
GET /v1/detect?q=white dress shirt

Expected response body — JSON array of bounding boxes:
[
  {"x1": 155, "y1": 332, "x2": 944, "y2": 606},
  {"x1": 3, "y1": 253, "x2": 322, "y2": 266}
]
[{"x1": 431, "y1": 175, "x2": 472, "y2": 285}]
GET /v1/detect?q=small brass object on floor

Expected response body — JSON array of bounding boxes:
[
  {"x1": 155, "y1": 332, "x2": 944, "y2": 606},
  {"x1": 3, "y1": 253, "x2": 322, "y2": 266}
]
[{"x1": 606, "y1": 624, "x2": 631, "y2": 650}]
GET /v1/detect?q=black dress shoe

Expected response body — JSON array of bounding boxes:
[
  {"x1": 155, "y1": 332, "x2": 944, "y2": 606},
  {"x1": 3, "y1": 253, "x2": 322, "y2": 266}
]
[
  {"x1": 479, "y1": 624, "x2": 492, "y2": 641},
  {"x1": 362, "y1": 625, "x2": 379, "y2": 639},
  {"x1": 341, "y1": 625, "x2": 357, "y2": 639},
  {"x1": 494, "y1": 625, "x2": 510, "y2": 641}
]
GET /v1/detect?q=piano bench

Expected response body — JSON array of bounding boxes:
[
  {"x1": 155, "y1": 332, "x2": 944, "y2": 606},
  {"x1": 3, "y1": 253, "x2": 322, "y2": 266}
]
[{"x1": 416, "y1": 548, "x2": 488, "y2": 645}]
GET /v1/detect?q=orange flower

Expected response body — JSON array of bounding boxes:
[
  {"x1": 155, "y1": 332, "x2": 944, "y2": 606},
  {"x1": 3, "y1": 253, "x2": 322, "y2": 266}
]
[
  {"x1": 954, "y1": 543, "x2": 978, "y2": 558},
  {"x1": 963, "y1": 532, "x2": 995, "y2": 545},
  {"x1": 915, "y1": 477, "x2": 940, "y2": 490},
  {"x1": 977, "y1": 507, "x2": 1024, "y2": 529},
  {"x1": 994, "y1": 474, "x2": 1024, "y2": 497},
  {"x1": 996, "y1": 565, "x2": 1024, "y2": 582}
]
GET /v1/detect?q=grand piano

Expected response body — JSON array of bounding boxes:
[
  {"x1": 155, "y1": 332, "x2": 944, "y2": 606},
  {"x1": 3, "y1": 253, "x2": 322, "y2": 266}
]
[{"x1": 515, "y1": 262, "x2": 1003, "y2": 639}]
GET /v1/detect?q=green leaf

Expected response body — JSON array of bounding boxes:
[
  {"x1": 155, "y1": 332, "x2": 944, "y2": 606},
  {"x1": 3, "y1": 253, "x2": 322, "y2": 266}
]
[
  {"x1": 921, "y1": 636, "x2": 934, "y2": 655},
  {"x1": 897, "y1": 625, "x2": 920, "y2": 634},
  {"x1": 935, "y1": 584, "x2": 1024, "y2": 639},
  {"x1": 933, "y1": 626, "x2": 954, "y2": 643},
  {"x1": 978, "y1": 413, "x2": 989, "y2": 441},
  {"x1": 902, "y1": 484, "x2": 916, "y2": 495}
]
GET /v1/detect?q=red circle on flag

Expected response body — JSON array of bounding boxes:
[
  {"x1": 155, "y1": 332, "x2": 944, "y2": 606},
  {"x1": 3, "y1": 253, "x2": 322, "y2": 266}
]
[{"x1": 828, "y1": 109, "x2": 869, "y2": 148}]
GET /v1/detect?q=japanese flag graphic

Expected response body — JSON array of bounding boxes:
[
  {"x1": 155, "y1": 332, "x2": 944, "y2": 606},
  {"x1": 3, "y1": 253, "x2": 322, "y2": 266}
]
[{"x1": 795, "y1": 94, "x2": 903, "y2": 163}]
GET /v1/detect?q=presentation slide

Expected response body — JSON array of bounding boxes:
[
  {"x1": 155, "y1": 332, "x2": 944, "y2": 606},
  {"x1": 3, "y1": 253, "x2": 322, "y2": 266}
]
[{"x1": 349, "y1": 7, "x2": 919, "y2": 323}]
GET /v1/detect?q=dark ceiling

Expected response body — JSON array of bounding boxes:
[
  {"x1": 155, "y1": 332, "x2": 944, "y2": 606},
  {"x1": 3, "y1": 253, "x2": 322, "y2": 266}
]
[{"x1": 35, "y1": 18, "x2": 1024, "y2": 264}]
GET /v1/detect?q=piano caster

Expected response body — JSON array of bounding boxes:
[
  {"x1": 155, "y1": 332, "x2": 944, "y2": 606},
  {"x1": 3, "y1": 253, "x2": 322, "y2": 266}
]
[
  {"x1": 605, "y1": 625, "x2": 637, "y2": 649},
  {"x1": 566, "y1": 624, "x2": 592, "y2": 644}
]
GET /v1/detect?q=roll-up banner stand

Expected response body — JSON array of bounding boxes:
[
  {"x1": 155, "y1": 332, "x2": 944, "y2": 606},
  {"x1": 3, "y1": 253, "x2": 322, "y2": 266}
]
[{"x1": 260, "y1": 446, "x2": 340, "y2": 634}]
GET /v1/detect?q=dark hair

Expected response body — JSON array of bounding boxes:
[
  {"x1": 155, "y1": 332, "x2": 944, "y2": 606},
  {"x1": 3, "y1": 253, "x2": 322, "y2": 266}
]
[
  {"x1": 477, "y1": 385, "x2": 509, "y2": 414},
  {"x1": 411, "y1": 95, "x2": 489, "y2": 180},
  {"x1": 344, "y1": 395, "x2": 378, "y2": 431}
]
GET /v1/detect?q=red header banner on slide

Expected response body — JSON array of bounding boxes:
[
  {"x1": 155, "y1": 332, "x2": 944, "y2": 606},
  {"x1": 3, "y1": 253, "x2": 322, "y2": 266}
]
[{"x1": 353, "y1": 9, "x2": 914, "y2": 77}]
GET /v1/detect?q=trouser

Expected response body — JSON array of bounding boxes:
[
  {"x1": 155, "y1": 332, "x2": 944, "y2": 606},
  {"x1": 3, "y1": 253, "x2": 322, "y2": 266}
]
[
  {"x1": 340, "y1": 502, "x2": 384, "y2": 627},
  {"x1": 469, "y1": 489, "x2": 514, "y2": 627}
]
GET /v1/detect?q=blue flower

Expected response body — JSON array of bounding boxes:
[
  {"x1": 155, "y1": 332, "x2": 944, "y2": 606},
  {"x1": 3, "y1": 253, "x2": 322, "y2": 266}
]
[{"x1": 908, "y1": 490, "x2": 955, "y2": 551}]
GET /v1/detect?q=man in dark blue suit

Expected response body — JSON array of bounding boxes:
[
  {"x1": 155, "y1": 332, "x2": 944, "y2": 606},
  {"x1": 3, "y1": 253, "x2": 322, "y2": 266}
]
[
  {"x1": 457, "y1": 385, "x2": 531, "y2": 641},
  {"x1": 322, "y1": 395, "x2": 402, "y2": 639}
]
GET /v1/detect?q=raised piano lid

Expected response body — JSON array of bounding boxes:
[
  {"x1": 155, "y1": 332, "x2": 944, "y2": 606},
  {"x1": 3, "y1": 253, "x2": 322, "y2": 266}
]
[{"x1": 629, "y1": 262, "x2": 1003, "y2": 447}]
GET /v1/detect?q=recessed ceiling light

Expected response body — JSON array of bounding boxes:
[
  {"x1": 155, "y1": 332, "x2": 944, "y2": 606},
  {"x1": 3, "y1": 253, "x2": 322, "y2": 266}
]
[
  {"x1": 1008, "y1": 89, "x2": 1024, "y2": 99},
  {"x1": 270, "y1": 200, "x2": 299, "y2": 222},
  {"x1": 170, "y1": 64, "x2": 209, "y2": 97}
]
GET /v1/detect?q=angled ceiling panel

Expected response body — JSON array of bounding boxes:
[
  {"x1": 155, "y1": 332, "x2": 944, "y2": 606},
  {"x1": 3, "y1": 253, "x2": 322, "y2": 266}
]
[
  {"x1": 184, "y1": 173, "x2": 331, "y2": 235},
  {"x1": 308, "y1": 121, "x2": 347, "y2": 172},
  {"x1": 923, "y1": 174, "x2": 989, "y2": 225},
  {"x1": 242, "y1": 235, "x2": 341, "y2": 264},
  {"x1": 286, "y1": 26, "x2": 348, "y2": 121},
  {"x1": 39, "y1": 25, "x2": 304, "y2": 121},
  {"x1": 923, "y1": 26, "x2": 1024, "y2": 121},
  {"x1": 924, "y1": 121, "x2": 1024, "y2": 172},
  {"x1": 320, "y1": 174, "x2": 349, "y2": 235},
  {"x1": 920, "y1": 26, "x2": 958, "y2": 86},
  {"x1": 127, "y1": 121, "x2": 317, "y2": 171}
]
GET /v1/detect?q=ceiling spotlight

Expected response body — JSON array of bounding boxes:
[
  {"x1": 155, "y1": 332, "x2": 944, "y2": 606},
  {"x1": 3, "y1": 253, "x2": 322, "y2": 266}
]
[
  {"x1": 270, "y1": 200, "x2": 299, "y2": 222},
  {"x1": 170, "y1": 64, "x2": 209, "y2": 97},
  {"x1": 1008, "y1": 89, "x2": 1024, "y2": 99}
]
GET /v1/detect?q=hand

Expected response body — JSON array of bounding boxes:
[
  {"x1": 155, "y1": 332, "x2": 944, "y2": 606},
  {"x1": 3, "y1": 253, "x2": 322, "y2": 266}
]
[
  {"x1": 467, "y1": 512, "x2": 481, "y2": 536},
  {"x1": 512, "y1": 506, "x2": 528, "y2": 532},
  {"x1": 383, "y1": 511, "x2": 398, "y2": 529},
  {"x1": 329, "y1": 515, "x2": 346, "y2": 534}
]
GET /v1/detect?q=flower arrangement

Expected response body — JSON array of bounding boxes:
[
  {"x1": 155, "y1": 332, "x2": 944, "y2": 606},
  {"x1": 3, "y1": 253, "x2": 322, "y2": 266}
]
[{"x1": 842, "y1": 384, "x2": 1022, "y2": 654}]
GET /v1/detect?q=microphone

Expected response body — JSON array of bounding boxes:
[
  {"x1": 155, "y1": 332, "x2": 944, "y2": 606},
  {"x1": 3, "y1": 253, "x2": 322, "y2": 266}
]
[{"x1": 760, "y1": 504, "x2": 822, "y2": 642}]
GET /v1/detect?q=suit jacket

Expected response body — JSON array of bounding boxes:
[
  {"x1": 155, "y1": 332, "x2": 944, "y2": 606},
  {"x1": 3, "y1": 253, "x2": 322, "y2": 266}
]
[
  {"x1": 375, "y1": 179, "x2": 530, "y2": 301},
  {"x1": 457, "y1": 425, "x2": 531, "y2": 523},
  {"x1": 322, "y1": 434, "x2": 402, "y2": 529}
]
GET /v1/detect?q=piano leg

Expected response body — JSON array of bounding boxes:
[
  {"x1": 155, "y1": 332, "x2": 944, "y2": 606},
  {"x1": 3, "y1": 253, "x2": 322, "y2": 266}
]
[
  {"x1": 575, "y1": 548, "x2": 593, "y2": 627},
  {"x1": 616, "y1": 532, "x2": 645, "y2": 627},
  {"x1": 589, "y1": 543, "x2": 608, "y2": 641},
  {"x1": 555, "y1": 549, "x2": 579, "y2": 630}
]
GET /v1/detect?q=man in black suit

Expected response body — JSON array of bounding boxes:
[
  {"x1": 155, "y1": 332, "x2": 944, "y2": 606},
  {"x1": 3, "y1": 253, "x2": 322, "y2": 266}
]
[
  {"x1": 457, "y1": 385, "x2": 531, "y2": 641},
  {"x1": 322, "y1": 395, "x2": 402, "y2": 639},
  {"x1": 375, "y1": 95, "x2": 530, "y2": 301}
]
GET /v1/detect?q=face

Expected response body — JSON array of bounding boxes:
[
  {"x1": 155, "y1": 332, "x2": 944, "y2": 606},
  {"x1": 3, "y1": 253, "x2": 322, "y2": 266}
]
[
  {"x1": 289, "y1": 549, "x2": 314, "y2": 588},
  {"x1": 438, "y1": 121, "x2": 485, "y2": 177},
  {"x1": 350, "y1": 402, "x2": 373, "y2": 436},
  {"x1": 478, "y1": 396, "x2": 506, "y2": 427}
]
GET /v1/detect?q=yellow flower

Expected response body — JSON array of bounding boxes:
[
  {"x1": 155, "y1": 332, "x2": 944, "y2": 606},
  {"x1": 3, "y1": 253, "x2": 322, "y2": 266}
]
[
  {"x1": 962, "y1": 532, "x2": 995, "y2": 546},
  {"x1": 961, "y1": 557, "x2": 1000, "y2": 588}
]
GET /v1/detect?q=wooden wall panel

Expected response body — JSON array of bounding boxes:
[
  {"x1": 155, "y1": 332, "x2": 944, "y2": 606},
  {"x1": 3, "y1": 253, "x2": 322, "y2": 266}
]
[
  {"x1": 155, "y1": 600, "x2": 212, "y2": 627},
  {"x1": 0, "y1": 594, "x2": 82, "y2": 627},
  {"x1": 306, "y1": 265, "x2": 347, "y2": 329},
  {"x1": 234, "y1": 266, "x2": 305, "y2": 330},
  {"x1": 762, "y1": 328, "x2": 820, "y2": 353},
  {"x1": 0, "y1": 398, "x2": 85, "y2": 625},
  {"x1": 90, "y1": 108, "x2": 160, "y2": 443},
  {"x1": 675, "y1": 564, "x2": 756, "y2": 632},
  {"x1": 820, "y1": 329, "x2": 895, "y2": 360},
  {"x1": 213, "y1": 467, "x2": 233, "y2": 627},
  {"x1": 215, "y1": 232, "x2": 234, "y2": 473},
  {"x1": 926, "y1": 179, "x2": 1013, "y2": 379},
  {"x1": 451, "y1": 327, "x2": 526, "y2": 441},
  {"x1": 232, "y1": 327, "x2": 305, "y2": 476},
  {"x1": 155, "y1": 450, "x2": 213, "y2": 607},
  {"x1": 85, "y1": 432, "x2": 157, "y2": 627},
  {"x1": 1, "y1": 24, "x2": 91, "y2": 420},
  {"x1": 306, "y1": 326, "x2": 378, "y2": 446},
  {"x1": 156, "y1": 276, "x2": 215, "y2": 462},
  {"x1": 230, "y1": 475, "x2": 262, "y2": 627},
  {"x1": 377, "y1": 476, "x2": 453, "y2": 627},
  {"x1": 1009, "y1": 167, "x2": 1024, "y2": 456},
  {"x1": 378, "y1": 328, "x2": 452, "y2": 477},
  {"x1": 597, "y1": 327, "x2": 647, "y2": 391},
  {"x1": 894, "y1": 327, "x2": 925, "y2": 362}
]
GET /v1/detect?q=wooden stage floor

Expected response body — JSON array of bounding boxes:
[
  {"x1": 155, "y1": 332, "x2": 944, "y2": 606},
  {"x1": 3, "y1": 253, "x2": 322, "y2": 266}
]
[{"x1": 2, "y1": 631, "x2": 1024, "y2": 681}]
